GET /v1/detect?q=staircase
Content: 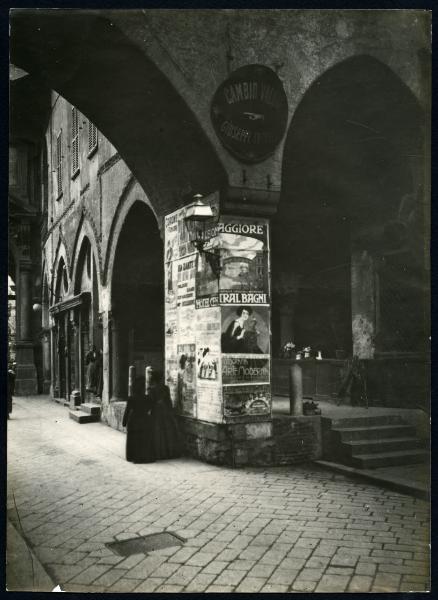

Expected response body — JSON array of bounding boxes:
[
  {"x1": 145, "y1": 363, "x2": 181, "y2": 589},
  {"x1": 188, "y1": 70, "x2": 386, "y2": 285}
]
[
  {"x1": 322, "y1": 414, "x2": 428, "y2": 469},
  {"x1": 69, "y1": 402, "x2": 101, "y2": 424}
]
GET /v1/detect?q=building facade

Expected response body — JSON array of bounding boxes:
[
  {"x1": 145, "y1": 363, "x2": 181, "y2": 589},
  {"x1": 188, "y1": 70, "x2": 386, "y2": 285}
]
[{"x1": 9, "y1": 9, "x2": 430, "y2": 465}]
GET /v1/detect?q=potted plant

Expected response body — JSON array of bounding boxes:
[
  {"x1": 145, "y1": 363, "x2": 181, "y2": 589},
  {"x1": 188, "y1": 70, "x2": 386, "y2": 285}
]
[{"x1": 281, "y1": 341, "x2": 296, "y2": 359}]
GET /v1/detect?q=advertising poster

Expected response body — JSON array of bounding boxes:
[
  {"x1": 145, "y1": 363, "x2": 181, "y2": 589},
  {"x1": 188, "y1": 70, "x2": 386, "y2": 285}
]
[
  {"x1": 176, "y1": 343, "x2": 197, "y2": 417},
  {"x1": 196, "y1": 218, "x2": 270, "y2": 307},
  {"x1": 223, "y1": 385, "x2": 271, "y2": 418},
  {"x1": 178, "y1": 191, "x2": 220, "y2": 259},
  {"x1": 197, "y1": 384, "x2": 223, "y2": 423},
  {"x1": 195, "y1": 306, "x2": 221, "y2": 348},
  {"x1": 164, "y1": 213, "x2": 178, "y2": 306},
  {"x1": 221, "y1": 305, "x2": 270, "y2": 355},
  {"x1": 197, "y1": 346, "x2": 219, "y2": 381},
  {"x1": 176, "y1": 256, "x2": 196, "y2": 308},
  {"x1": 222, "y1": 356, "x2": 269, "y2": 384}
]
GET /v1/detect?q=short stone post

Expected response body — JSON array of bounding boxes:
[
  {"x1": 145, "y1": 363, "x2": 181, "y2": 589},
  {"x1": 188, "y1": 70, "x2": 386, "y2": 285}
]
[
  {"x1": 128, "y1": 365, "x2": 136, "y2": 397},
  {"x1": 145, "y1": 366, "x2": 153, "y2": 395},
  {"x1": 289, "y1": 363, "x2": 303, "y2": 416}
]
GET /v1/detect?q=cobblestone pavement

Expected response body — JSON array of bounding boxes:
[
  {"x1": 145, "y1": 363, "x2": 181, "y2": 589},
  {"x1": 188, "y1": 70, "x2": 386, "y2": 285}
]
[{"x1": 7, "y1": 396, "x2": 430, "y2": 593}]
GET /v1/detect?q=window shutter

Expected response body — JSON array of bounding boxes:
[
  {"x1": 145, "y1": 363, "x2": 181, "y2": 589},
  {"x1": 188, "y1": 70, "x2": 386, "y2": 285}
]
[
  {"x1": 88, "y1": 120, "x2": 98, "y2": 154},
  {"x1": 71, "y1": 107, "x2": 79, "y2": 175},
  {"x1": 56, "y1": 132, "x2": 63, "y2": 197}
]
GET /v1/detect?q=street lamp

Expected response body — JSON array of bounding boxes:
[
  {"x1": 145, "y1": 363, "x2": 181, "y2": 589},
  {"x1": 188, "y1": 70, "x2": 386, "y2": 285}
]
[
  {"x1": 184, "y1": 194, "x2": 221, "y2": 279},
  {"x1": 32, "y1": 266, "x2": 65, "y2": 312}
]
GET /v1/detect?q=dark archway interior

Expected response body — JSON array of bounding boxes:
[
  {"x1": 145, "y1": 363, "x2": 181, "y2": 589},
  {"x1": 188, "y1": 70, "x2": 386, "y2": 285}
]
[
  {"x1": 272, "y1": 56, "x2": 427, "y2": 358},
  {"x1": 75, "y1": 238, "x2": 102, "y2": 349},
  {"x1": 112, "y1": 202, "x2": 164, "y2": 393},
  {"x1": 10, "y1": 11, "x2": 226, "y2": 216},
  {"x1": 54, "y1": 257, "x2": 68, "y2": 304},
  {"x1": 8, "y1": 264, "x2": 17, "y2": 366}
]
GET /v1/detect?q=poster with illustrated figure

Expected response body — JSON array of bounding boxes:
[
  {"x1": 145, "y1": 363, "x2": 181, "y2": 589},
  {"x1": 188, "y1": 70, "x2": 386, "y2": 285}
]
[
  {"x1": 164, "y1": 214, "x2": 178, "y2": 306},
  {"x1": 221, "y1": 305, "x2": 270, "y2": 355},
  {"x1": 197, "y1": 346, "x2": 219, "y2": 381},
  {"x1": 223, "y1": 385, "x2": 271, "y2": 418},
  {"x1": 176, "y1": 343, "x2": 196, "y2": 417},
  {"x1": 196, "y1": 217, "x2": 270, "y2": 306}
]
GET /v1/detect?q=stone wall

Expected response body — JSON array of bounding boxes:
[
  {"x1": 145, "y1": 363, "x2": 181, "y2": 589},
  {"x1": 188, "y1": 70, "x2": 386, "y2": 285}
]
[
  {"x1": 179, "y1": 415, "x2": 322, "y2": 467},
  {"x1": 272, "y1": 416, "x2": 322, "y2": 465},
  {"x1": 101, "y1": 400, "x2": 127, "y2": 433}
]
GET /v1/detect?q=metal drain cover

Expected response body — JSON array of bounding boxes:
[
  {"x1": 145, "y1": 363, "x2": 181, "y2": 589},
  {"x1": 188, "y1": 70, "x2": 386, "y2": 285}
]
[{"x1": 106, "y1": 532, "x2": 185, "y2": 557}]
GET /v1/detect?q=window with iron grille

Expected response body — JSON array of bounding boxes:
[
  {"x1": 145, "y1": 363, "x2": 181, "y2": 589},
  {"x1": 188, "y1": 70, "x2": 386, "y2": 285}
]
[
  {"x1": 56, "y1": 131, "x2": 63, "y2": 198},
  {"x1": 88, "y1": 120, "x2": 98, "y2": 155},
  {"x1": 71, "y1": 107, "x2": 80, "y2": 176}
]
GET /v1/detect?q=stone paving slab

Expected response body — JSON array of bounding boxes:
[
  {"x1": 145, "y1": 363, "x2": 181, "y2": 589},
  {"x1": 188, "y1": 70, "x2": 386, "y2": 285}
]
[{"x1": 7, "y1": 395, "x2": 430, "y2": 593}]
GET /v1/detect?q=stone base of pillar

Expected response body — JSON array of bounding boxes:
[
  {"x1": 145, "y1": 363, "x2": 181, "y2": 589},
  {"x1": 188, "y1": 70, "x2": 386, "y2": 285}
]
[
  {"x1": 177, "y1": 416, "x2": 322, "y2": 466},
  {"x1": 42, "y1": 378, "x2": 51, "y2": 394},
  {"x1": 14, "y1": 343, "x2": 38, "y2": 395},
  {"x1": 70, "y1": 390, "x2": 82, "y2": 408}
]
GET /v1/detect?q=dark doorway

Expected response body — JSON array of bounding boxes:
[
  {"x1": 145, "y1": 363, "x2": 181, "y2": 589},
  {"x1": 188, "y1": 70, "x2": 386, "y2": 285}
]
[{"x1": 111, "y1": 201, "x2": 164, "y2": 398}]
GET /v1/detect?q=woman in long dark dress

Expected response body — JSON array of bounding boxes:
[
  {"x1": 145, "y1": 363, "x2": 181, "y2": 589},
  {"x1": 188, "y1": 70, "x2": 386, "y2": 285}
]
[
  {"x1": 122, "y1": 377, "x2": 155, "y2": 463},
  {"x1": 148, "y1": 370, "x2": 182, "y2": 460}
]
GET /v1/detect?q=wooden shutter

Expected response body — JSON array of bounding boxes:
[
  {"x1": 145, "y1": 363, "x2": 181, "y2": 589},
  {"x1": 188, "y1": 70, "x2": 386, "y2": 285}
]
[
  {"x1": 71, "y1": 107, "x2": 79, "y2": 175},
  {"x1": 56, "y1": 132, "x2": 63, "y2": 197},
  {"x1": 88, "y1": 120, "x2": 98, "y2": 154}
]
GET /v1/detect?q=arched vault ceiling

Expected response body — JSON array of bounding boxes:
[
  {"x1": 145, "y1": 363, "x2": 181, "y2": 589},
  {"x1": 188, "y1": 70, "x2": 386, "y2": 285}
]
[{"x1": 10, "y1": 10, "x2": 227, "y2": 217}]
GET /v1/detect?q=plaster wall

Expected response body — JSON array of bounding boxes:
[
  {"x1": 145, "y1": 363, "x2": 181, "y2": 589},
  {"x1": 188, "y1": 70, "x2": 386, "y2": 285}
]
[{"x1": 112, "y1": 9, "x2": 430, "y2": 193}]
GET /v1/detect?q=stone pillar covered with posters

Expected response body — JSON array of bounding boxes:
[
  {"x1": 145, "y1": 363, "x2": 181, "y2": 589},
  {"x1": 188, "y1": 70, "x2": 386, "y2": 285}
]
[{"x1": 164, "y1": 194, "x2": 275, "y2": 466}]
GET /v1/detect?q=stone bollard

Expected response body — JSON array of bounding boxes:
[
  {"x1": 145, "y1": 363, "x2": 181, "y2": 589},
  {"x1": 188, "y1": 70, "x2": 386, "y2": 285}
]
[
  {"x1": 289, "y1": 363, "x2": 303, "y2": 416},
  {"x1": 128, "y1": 365, "x2": 136, "y2": 397},
  {"x1": 145, "y1": 366, "x2": 154, "y2": 395}
]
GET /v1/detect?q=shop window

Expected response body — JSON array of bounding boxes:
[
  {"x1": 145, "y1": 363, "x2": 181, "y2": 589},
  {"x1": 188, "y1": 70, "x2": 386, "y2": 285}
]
[
  {"x1": 71, "y1": 107, "x2": 80, "y2": 178},
  {"x1": 56, "y1": 131, "x2": 63, "y2": 199},
  {"x1": 88, "y1": 120, "x2": 98, "y2": 156}
]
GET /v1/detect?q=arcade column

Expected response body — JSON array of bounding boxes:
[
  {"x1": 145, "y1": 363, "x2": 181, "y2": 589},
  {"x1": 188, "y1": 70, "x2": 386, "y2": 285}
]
[
  {"x1": 41, "y1": 329, "x2": 51, "y2": 394},
  {"x1": 164, "y1": 191, "x2": 277, "y2": 466},
  {"x1": 14, "y1": 259, "x2": 38, "y2": 395},
  {"x1": 351, "y1": 247, "x2": 376, "y2": 359},
  {"x1": 110, "y1": 313, "x2": 122, "y2": 400}
]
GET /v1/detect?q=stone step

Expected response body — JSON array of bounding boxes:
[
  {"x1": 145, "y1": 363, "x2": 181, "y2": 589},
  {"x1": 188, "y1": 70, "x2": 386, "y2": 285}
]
[
  {"x1": 350, "y1": 449, "x2": 429, "y2": 469},
  {"x1": 341, "y1": 436, "x2": 426, "y2": 456},
  {"x1": 69, "y1": 410, "x2": 100, "y2": 424},
  {"x1": 333, "y1": 424, "x2": 416, "y2": 441},
  {"x1": 327, "y1": 414, "x2": 406, "y2": 428},
  {"x1": 80, "y1": 403, "x2": 101, "y2": 416}
]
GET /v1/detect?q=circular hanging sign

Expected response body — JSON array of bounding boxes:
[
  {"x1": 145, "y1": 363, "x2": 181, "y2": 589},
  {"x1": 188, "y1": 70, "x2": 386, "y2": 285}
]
[{"x1": 211, "y1": 64, "x2": 288, "y2": 164}]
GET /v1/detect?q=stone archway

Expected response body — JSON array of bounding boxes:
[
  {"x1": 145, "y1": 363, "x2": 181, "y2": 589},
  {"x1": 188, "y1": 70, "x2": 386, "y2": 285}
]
[
  {"x1": 272, "y1": 56, "x2": 425, "y2": 356},
  {"x1": 51, "y1": 256, "x2": 69, "y2": 398},
  {"x1": 10, "y1": 10, "x2": 227, "y2": 218},
  {"x1": 110, "y1": 201, "x2": 164, "y2": 400},
  {"x1": 40, "y1": 263, "x2": 51, "y2": 394},
  {"x1": 73, "y1": 237, "x2": 102, "y2": 402},
  {"x1": 8, "y1": 251, "x2": 18, "y2": 367},
  {"x1": 271, "y1": 55, "x2": 428, "y2": 403}
]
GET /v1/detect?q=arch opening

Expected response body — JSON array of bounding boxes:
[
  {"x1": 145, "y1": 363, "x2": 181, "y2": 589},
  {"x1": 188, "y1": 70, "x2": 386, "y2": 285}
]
[
  {"x1": 110, "y1": 201, "x2": 164, "y2": 399},
  {"x1": 8, "y1": 275, "x2": 17, "y2": 367},
  {"x1": 10, "y1": 11, "x2": 226, "y2": 217},
  {"x1": 272, "y1": 56, "x2": 428, "y2": 371}
]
